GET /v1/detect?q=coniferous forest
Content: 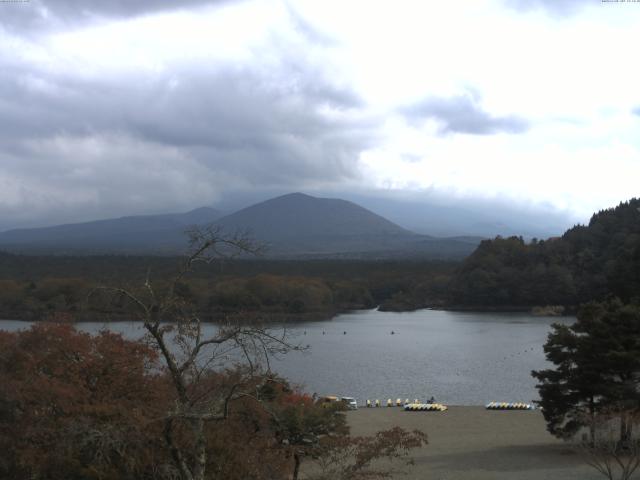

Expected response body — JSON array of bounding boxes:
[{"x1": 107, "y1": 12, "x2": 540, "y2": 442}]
[{"x1": 448, "y1": 198, "x2": 640, "y2": 309}]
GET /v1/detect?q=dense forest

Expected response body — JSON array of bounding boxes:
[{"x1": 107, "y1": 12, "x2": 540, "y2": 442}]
[
  {"x1": 0, "y1": 254, "x2": 454, "y2": 321},
  {"x1": 0, "y1": 198, "x2": 638, "y2": 321},
  {"x1": 449, "y1": 198, "x2": 640, "y2": 309}
]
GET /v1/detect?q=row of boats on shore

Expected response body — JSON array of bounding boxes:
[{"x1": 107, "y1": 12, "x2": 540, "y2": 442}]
[
  {"x1": 361, "y1": 398, "x2": 536, "y2": 411},
  {"x1": 365, "y1": 398, "x2": 435, "y2": 408},
  {"x1": 324, "y1": 396, "x2": 536, "y2": 412},
  {"x1": 485, "y1": 401, "x2": 535, "y2": 410}
]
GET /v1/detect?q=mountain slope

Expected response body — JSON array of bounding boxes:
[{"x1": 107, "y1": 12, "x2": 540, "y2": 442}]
[
  {"x1": 0, "y1": 207, "x2": 222, "y2": 253},
  {"x1": 0, "y1": 194, "x2": 480, "y2": 258},
  {"x1": 214, "y1": 193, "x2": 478, "y2": 257},
  {"x1": 217, "y1": 192, "x2": 410, "y2": 238}
]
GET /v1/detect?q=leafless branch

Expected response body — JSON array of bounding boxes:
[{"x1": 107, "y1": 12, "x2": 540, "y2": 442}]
[{"x1": 93, "y1": 225, "x2": 300, "y2": 480}]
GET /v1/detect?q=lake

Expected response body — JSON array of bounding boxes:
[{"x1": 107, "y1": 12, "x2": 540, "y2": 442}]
[{"x1": 0, "y1": 309, "x2": 573, "y2": 405}]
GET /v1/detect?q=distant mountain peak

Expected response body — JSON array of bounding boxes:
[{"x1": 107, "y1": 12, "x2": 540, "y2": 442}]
[
  {"x1": 0, "y1": 194, "x2": 479, "y2": 259},
  {"x1": 202, "y1": 192, "x2": 437, "y2": 256},
  {"x1": 258, "y1": 192, "x2": 321, "y2": 204},
  {"x1": 280, "y1": 192, "x2": 313, "y2": 199}
]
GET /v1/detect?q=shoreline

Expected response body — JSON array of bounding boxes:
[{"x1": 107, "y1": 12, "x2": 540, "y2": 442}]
[
  {"x1": 0, "y1": 303, "x2": 575, "y2": 324},
  {"x1": 342, "y1": 406, "x2": 601, "y2": 480}
]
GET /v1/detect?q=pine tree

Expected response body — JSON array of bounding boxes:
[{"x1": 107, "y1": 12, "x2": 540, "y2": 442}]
[{"x1": 533, "y1": 299, "x2": 640, "y2": 443}]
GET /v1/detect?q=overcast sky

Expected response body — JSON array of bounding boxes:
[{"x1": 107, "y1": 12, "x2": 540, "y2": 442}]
[{"x1": 1, "y1": 0, "x2": 639, "y2": 230}]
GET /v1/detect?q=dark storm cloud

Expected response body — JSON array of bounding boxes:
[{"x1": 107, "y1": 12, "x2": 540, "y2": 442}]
[
  {"x1": 504, "y1": 0, "x2": 588, "y2": 16},
  {"x1": 0, "y1": 42, "x2": 374, "y2": 229},
  {"x1": 0, "y1": 62, "x2": 369, "y2": 180},
  {"x1": 401, "y1": 93, "x2": 529, "y2": 135},
  {"x1": 0, "y1": 0, "x2": 234, "y2": 32},
  {"x1": 0, "y1": 0, "x2": 379, "y2": 231}
]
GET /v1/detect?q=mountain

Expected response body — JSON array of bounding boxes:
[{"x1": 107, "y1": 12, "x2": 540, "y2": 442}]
[
  {"x1": 218, "y1": 192, "x2": 409, "y2": 238},
  {"x1": 0, "y1": 193, "x2": 480, "y2": 258},
  {"x1": 214, "y1": 193, "x2": 478, "y2": 257},
  {"x1": 0, "y1": 207, "x2": 222, "y2": 253},
  {"x1": 214, "y1": 191, "x2": 577, "y2": 239}
]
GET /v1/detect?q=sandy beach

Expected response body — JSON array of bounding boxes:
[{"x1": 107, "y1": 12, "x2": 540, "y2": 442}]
[{"x1": 345, "y1": 406, "x2": 605, "y2": 480}]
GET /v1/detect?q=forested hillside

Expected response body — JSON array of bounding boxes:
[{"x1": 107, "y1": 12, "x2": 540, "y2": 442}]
[
  {"x1": 0, "y1": 253, "x2": 454, "y2": 321},
  {"x1": 2, "y1": 199, "x2": 638, "y2": 320},
  {"x1": 449, "y1": 198, "x2": 640, "y2": 308}
]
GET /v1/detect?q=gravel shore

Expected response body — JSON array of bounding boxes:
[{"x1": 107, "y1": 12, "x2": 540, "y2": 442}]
[{"x1": 345, "y1": 406, "x2": 604, "y2": 480}]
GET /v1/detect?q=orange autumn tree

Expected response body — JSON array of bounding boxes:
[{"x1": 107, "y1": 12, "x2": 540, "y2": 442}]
[
  {"x1": 0, "y1": 323, "x2": 304, "y2": 480},
  {"x1": 262, "y1": 382, "x2": 428, "y2": 480},
  {"x1": 0, "y1": 323, "x2": 169, "y2": 480}
]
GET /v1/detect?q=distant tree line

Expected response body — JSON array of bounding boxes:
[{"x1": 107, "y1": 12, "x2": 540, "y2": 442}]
[{"x1": 0, "y1": 253, "x2": 456, "y2": 321}]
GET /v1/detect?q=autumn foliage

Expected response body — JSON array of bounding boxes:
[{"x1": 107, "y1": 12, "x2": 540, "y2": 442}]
[
  {"x1": 0, "y1": 323, "x2": 427, "y2": 480},
  {"x1": 0, "y1": 323, "x2": 168, "y2": 479}
]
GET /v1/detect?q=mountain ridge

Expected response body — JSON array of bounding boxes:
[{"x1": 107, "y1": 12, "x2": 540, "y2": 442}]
[
  {"x1": 0, "y1": 193, "x2": 480, "y2": 259},
  {"x1": 0, "y1": 207, "x2": 223, "y2": 252}
]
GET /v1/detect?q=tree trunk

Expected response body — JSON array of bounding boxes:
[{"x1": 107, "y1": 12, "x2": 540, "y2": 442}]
[
  {"x1": 589, "y1": 398, "x2": 596, "y2": 447},
  {"x1": 164, "y1": 418, "x2": 194, "y2": 480},
  {"x1": 618, "y1": 411, "x2": 634, "y2": 452},
  {"x1": 193, "y1": 418, "x2": 207, "y2": 480},
  {"x1": 292, "y1": 452, "x2": 301, "y2": 480}
]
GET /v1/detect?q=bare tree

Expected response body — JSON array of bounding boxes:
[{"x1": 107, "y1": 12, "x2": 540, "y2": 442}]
[
  {"x1": 579, "y1": 410, "x2": 640, "y2": 480},
  {"x1": 93, "y1": 226, "x2": 301, "y2": 480}
]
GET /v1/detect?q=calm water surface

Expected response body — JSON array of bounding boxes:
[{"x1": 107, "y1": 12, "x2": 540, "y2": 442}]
[{"x1": 0, "y1": 309, "x2": 573, "y2": 405}]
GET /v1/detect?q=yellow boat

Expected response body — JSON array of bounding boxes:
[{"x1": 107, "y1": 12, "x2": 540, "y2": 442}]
[{"x1": 403, "y1": 403, "x2": 448, "y2": 412}]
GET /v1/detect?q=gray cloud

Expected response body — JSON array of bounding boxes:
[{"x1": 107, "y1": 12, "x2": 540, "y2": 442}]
[
  {"x1": 0, "y1": 0, "x2": 233, "y2": 33},
  {"x1": 0, "y1": 39, "x2": 375, "y2": 229},
  {"x1": 504, "y1": 0, "x2": 589, "y2": 16},
  {"x1": 401, "y1": 93, "x2": 529, "y2": 135},
  {"x1": 332, "y1": 189, "x2": 579, "y2": 239},
  {"x1": 0, "y1": 64, "x2": 368, "y2": 174}
]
